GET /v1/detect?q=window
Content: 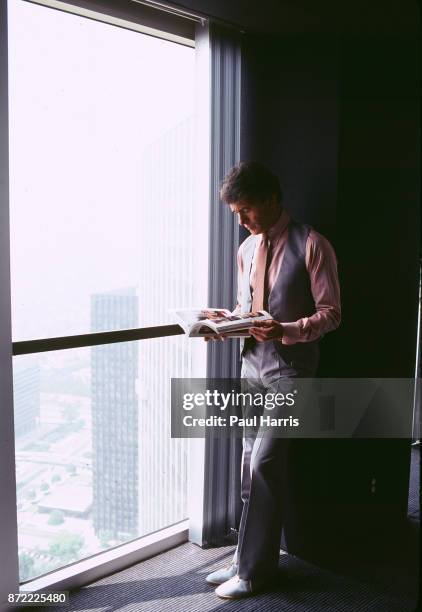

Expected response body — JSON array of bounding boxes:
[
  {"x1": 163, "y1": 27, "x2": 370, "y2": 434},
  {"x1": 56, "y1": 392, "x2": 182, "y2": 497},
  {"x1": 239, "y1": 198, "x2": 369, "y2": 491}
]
[
  {"x1": 8, "y1": 0, "x2": 207, "y2": 583},
  {"x1": 8, "y1": 0, "x2": 204, "y2": 341}
]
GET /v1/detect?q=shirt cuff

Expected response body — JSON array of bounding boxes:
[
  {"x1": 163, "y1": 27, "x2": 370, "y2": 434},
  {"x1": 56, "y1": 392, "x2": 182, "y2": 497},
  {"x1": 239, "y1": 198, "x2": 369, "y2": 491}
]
[{"x1": 280, "y1": 322, "x2": 301, "y2": 345}]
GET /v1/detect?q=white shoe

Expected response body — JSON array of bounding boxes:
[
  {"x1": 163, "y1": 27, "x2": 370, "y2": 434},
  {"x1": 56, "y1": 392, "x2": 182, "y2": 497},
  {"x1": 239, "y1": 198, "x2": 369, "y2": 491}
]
[
  {"x1": 215, "y1": 575, "x2": 257, "y2": 599},
  {"x1": 205, "y1": 564, "x2": 237, "y2": 586}
]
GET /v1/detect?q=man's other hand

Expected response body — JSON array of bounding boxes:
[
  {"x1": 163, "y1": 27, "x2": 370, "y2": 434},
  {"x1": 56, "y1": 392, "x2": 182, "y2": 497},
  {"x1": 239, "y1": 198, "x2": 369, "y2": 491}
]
[{"x1": 249, "y1": 320, "x2": 284, "y2": 342}]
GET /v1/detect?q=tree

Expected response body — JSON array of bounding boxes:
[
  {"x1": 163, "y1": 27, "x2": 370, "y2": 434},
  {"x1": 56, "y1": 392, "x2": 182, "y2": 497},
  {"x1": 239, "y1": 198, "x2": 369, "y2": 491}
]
[
  {"x1": 98, "y1": 529, "x2": 114, "y2": 549},
  {"x1": 61, "y1": 404, "x2": 79, "y2": 423},
  {"x1": 19, "y1": 552, "x2": 35, "y2": 582},
  {"x1": 48, "y1": 532, "x2": 84, "y2": 564},
  {"x1": 48, "y1": 510, "x2": 64, "y2": 525}
]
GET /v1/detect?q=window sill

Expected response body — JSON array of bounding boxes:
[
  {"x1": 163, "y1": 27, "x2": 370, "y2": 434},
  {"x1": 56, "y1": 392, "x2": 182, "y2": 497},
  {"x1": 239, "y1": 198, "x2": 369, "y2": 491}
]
[{"x1": 21, "y1": 519, "x2": 189, "y2": 594}]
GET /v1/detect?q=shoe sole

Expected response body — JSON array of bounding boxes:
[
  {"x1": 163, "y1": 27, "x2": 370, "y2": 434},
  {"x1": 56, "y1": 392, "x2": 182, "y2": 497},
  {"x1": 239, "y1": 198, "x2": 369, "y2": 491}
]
[
  {"x1": 216, "y1": 583, "x2": 267, "y2": 599},
  {"x1": 216, "y1": 592, "x2": 252, "y2": 600}
]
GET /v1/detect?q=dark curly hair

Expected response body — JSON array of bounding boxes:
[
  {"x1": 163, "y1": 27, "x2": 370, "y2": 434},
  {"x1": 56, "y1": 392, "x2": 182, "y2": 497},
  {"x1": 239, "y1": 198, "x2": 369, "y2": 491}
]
[{"x1": 219, "y1": 161, "x2": 282, "y2": 205}]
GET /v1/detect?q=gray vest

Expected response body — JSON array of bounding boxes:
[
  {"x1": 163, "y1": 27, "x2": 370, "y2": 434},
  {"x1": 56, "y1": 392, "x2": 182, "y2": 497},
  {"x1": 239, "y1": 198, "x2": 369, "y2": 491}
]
[{"x1": 239, "y1": 219, "x2": 319, "y2": 374}]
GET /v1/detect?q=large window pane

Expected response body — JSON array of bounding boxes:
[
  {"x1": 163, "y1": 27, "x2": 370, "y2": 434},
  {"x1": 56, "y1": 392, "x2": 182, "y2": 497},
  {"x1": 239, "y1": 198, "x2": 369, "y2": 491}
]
[
  {"x1": 8, "y1": 0, "x2": 207, "y2": 341},
  {"x1": 14, "y1": 334, "x2": 205, "y2": 582}
]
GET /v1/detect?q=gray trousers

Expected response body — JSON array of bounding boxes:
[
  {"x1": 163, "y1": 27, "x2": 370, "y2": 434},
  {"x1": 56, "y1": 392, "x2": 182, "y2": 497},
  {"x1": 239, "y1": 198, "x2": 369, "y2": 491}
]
[{"x1": 233, "y1": 340, "x2": 315, "y2": 580}]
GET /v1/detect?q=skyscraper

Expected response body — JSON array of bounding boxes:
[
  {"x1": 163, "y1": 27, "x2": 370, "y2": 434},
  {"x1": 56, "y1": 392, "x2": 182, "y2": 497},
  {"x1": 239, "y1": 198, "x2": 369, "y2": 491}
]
[
  {"x1": 13, "y1": 359, "x2": 40, "y2": 437},
  {"x1": 136, "y1": 117, "x2": 207, "y2": 535},
  {"x1": 91, "y1": 288, "x2": 139, "y2": 540}
]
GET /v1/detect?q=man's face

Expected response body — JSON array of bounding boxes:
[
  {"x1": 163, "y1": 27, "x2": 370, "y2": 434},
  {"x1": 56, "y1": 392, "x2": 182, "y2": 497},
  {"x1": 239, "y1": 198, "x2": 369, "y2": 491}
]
[{"x1": 229, "y1": 199, "x2": 277, "y2": 234}]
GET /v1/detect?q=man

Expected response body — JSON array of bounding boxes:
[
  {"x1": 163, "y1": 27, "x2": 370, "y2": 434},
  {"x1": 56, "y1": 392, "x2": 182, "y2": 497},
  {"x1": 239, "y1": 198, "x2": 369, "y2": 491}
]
[{"x1": 205, "y1": 161, "x2": 341, "y2": 599}]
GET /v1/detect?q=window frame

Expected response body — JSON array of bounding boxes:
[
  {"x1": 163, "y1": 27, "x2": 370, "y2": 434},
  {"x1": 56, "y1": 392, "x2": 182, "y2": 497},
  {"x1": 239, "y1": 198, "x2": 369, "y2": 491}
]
[
  {"x1": 23, "y1": 0, "x2": 198, "y2": 47},
  {"x1": 0, "y1": 0, "x2": 241, "y2": 599}
]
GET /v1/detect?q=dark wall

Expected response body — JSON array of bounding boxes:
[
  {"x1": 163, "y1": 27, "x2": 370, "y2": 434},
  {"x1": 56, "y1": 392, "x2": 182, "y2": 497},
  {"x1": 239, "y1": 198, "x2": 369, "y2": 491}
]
[
  {"x1": 241, "y1": 33, "x2": 340, "y2": 238},
  {"x1": 335, "y1": 33, "x2": 420, "y2": 377},
  {"x1": 240, "y1": 28, "x2": 420, "y2": 377}
]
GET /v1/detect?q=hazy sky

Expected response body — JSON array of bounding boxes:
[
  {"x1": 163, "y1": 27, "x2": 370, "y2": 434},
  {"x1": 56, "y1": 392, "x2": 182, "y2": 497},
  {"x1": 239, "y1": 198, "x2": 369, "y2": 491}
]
[{"x1": 8, "y1": 0, "x2": 197, "y2": 340}]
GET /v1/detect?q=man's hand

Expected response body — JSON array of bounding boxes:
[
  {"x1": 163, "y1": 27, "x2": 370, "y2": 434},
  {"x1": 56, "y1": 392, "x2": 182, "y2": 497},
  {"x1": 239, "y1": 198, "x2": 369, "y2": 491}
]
[{"x1": 249, "y1": 320, "x2": 284, "y2": 342}]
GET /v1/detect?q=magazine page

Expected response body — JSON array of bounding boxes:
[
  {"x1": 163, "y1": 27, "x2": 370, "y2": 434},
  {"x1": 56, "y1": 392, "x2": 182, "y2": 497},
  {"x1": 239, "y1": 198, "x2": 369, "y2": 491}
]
[
  {"x1": 173, "y1": 308, "x2": 233, "y2": 334},
  {"x1": 173, "y1": 308, "x2": 273, "y2": 337},
  {"x1": 211, "y1": 310, "x2": 273, "y2": 333}
]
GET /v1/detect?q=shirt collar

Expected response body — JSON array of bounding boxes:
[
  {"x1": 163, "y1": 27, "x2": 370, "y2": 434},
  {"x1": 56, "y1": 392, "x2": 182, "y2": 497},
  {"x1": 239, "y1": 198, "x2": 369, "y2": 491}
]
[{"x1": 266, "y1": 208, "x2": 290, "y2": 242}]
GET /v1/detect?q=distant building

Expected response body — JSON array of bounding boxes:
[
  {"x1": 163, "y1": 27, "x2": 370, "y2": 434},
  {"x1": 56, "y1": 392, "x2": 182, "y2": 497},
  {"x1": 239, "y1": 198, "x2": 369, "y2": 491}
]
[
  {"x1": 38, "y1": 483, "x2": 92, "y2": 518},
  {"x1": 91, "y1": 288, "x2": 139, "y2": 540},
  {"x1": 137, "y1": 117, "x2": 206, "y2": 535},
  {"x1": 13, "y1": 360, "x2": 40, "y2": 437}
]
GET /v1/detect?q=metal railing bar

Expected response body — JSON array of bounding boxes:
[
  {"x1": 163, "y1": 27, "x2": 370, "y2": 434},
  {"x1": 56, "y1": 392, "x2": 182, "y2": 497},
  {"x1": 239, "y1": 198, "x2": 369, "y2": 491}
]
[{"x1": 12, "y1": 324, "x2": 185, "y2": 355}]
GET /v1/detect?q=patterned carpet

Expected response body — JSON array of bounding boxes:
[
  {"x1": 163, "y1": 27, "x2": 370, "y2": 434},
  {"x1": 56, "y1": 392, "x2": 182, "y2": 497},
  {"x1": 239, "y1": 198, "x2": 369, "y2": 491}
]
[{"x1": 34, "y1": 447, "x2": 419, "y2": 612}]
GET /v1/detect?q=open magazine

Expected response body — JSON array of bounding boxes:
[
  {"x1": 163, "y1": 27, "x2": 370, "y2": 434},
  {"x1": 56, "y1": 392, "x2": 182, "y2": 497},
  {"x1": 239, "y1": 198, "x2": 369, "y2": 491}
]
[{"x1": 174, "y1": 308, "x2": 273, "y2": 338}]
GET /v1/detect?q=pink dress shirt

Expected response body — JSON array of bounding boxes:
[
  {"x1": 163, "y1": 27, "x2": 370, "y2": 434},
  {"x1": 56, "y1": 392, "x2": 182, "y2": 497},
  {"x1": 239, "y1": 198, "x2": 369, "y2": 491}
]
[{"x1": 234, "y1": 209, "x2": 341, "y2": 345}]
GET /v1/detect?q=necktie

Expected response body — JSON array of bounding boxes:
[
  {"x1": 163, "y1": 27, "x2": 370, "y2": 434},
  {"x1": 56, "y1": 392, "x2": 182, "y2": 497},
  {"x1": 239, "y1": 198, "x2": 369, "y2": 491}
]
[{"x1": 252, "y1": 233, "x2": 269, "y2": 312}]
